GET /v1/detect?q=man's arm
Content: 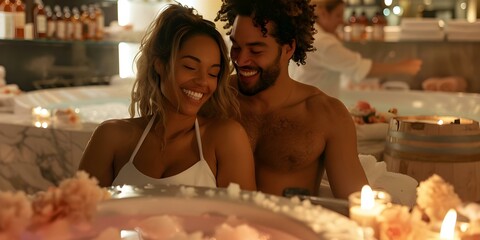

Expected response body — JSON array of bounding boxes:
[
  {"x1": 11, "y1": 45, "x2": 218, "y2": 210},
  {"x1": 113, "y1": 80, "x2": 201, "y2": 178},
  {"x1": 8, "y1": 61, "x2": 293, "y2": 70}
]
[{"x1": 323, "y1": 98, "x2": 368, "y2": 199}]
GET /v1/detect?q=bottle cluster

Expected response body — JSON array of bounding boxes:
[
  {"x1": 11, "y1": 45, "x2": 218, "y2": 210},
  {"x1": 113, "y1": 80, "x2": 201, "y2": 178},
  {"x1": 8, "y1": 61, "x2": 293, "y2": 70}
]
[
  {"x1": 345, "y1": 10, "x2": 387, "y2": 41},
  {"x1": 0, "y1": 0, "x2": 105, "y2": 41}
]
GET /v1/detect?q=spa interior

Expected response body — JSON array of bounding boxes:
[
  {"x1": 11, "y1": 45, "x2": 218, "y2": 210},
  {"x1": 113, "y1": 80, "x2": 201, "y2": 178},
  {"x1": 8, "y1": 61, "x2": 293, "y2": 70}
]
[{"x1": 1, "y1": 0, "x2": 480, "y2": 239}]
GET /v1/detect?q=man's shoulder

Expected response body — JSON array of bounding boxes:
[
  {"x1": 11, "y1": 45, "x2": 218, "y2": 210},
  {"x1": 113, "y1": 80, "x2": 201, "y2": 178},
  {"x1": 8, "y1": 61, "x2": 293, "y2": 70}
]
[
  {"x1": 294, "y1": 82, "x2": 343, "y2": 108},
  {"x1": 203, "y1": 118, "x2": 243, "y2": 133},
  {"x1": 292, "y1": 83, "x2": 350, "y2": 120}
]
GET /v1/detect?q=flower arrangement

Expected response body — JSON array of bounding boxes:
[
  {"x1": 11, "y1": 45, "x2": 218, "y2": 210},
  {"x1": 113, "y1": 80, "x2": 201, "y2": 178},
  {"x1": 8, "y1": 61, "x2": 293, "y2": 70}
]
[
  {"x1": 0, "y1": 171, "x2": 110, "y2": 239},
  {"x1": 350, "y1": 100, "x2": 397, "y2": 124},
  {"x1": 53, "y1": 107, "x2": 81, "y2": 126},
  {"x1": 376, "y1": 174, "x2": 480, "y2": 240}
]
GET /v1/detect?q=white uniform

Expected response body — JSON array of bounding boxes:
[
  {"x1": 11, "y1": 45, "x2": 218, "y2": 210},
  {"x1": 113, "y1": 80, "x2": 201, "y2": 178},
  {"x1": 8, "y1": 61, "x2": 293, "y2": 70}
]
[{"x1": 290, "y1": 23, "x2": 372, "y2": 97}]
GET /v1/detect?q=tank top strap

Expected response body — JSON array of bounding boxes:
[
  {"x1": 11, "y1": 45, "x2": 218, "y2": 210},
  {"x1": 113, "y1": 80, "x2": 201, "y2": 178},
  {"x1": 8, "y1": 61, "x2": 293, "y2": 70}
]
[
  {"x1": 128, "y1": 115, "x2": 156, "y2": 163},
  {"x1": 194, "y1": 118, "x2": 206, "y2": 161}
]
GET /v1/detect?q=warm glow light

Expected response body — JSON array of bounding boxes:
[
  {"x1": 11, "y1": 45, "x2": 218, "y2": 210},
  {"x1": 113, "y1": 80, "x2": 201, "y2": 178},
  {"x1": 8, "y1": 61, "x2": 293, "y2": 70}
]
[
  {"x1": 121, "y1": 230, "x2": 139, "y2": 238},
  {"x1": 118, "y1": 42, "x2": 140, "y2": 78},
  {"x1": 32, "y1": 106, "x2": 42, "y2": 115},
  {"x1": 383, "y1": 8, "x2": 391, "y2": 16},
  {"x1": 392, "y1": 6, "x2": 402, "y2": 15},
  {"x1": 412, "y1": 101, "x2": 424, "y2": 108},
  {"x1": 34, "y1": 121, "x2": 49, "y2": 128},
  {"x1": 459, "y1": 222, "x2": 470, "y2": 233},
  {"x1": 440, "y1": 209, "x2": 457, "y2": 240},
  {"x1": 438, "y1": 119, "x2": 444, "y2": 125},
  {"x1": 384, "y1": 0, "x2": 392, "y2": 6},
  {"x1": 32, "y1": 106, "x2": 50, "y2": 118},
  {"x1": 360, "y1": 185, "x2": 374, "y2": 210},
  {"x1": 117, "y1": 0, "x2": 131, "y2": 26}
]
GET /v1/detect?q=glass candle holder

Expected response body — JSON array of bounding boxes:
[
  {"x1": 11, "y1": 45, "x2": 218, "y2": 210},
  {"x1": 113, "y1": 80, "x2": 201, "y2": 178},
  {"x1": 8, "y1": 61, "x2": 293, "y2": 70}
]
[
  {"x1": 348, "y1": 187, "x2": 392, "y2": 235},
  {"x1": 32, "y1": 106, "x2": 51, "y2": 128}
]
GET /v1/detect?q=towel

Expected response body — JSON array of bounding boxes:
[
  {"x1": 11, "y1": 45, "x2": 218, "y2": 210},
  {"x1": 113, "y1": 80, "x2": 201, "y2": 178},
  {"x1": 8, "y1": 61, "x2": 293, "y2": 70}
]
[
  {"x1": 356, "y1": 123, "x2": 389, "y2": 141},
  {"x1": 360, "y1": 155, "x2": 418, "y2": 207},
  {"x1": 0, "y1": 84, "x2": 22, "y2": 113},
  {"x1": 356, "y1": 123, "x2": 389, "y2": 160},
  {"x1": 320, "y1": 155, "x2": 418, "y2": 208}
]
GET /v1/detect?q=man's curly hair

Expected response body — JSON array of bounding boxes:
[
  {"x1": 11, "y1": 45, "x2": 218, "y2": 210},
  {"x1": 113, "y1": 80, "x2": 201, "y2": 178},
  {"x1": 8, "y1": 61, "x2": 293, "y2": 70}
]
[{"x1": 215, "y1": 0, "x2": 316, "y2": 66}]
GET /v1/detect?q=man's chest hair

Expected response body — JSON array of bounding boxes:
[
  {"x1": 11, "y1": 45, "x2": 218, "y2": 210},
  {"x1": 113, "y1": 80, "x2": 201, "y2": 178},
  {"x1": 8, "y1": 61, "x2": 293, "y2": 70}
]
[{"x1": 240, "y1": 114, "x2": 324, "y2": 170}]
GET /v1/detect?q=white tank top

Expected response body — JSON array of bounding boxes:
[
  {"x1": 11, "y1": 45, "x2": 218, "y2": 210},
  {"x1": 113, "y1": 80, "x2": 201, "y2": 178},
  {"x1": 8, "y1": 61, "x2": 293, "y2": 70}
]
[{"x1": 112, "y1": 115, "x2": 216, "y2": 188}]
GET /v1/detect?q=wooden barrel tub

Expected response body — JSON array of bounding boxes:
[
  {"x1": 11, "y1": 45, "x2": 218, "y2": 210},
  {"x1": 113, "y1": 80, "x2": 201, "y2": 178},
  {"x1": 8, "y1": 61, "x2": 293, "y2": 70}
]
[{"x1": 384, "y1": 116, "x2": 480, "y2": 202}]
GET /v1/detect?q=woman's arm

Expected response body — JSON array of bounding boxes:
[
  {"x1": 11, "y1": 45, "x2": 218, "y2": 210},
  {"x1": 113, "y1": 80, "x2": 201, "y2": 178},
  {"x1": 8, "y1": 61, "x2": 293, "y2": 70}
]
[
  {"x1": 78, "y1": 120, "x2": 122, "y2": 187},
  {"x1": 214, "y1": 119, "x2": 256, "y2": 191},
  {"x1": 369, "y1": 59, "x2": 423, "y2": 77}
]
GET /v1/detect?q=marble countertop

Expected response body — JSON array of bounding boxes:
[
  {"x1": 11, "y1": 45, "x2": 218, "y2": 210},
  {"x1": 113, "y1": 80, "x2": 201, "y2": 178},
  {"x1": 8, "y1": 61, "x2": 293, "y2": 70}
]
[{"x1": 0, "y1": 112, "x2": 97, "y2": 193}]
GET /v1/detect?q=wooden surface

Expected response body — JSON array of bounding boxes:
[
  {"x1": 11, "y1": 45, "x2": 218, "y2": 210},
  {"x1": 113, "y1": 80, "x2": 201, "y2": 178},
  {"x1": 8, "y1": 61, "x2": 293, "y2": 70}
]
[{"x1": 384, "y1": 116, "x2": 480, "y2": 202}]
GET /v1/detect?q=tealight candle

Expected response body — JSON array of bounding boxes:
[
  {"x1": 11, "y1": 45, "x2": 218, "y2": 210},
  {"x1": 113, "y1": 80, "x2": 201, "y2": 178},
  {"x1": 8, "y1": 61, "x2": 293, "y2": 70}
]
[
  {"x1": 349, "y1": 185, "x2": 392, "y2": 233},
  {"x1": 32, "y1": 106, "x2": 51, "y2": 128}
]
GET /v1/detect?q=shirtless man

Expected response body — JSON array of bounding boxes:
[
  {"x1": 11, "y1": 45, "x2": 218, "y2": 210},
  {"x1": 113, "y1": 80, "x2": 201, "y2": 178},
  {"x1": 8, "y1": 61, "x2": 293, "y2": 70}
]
[{"x1": 216, "y1": 0, "x2": 368, "y2": 199}]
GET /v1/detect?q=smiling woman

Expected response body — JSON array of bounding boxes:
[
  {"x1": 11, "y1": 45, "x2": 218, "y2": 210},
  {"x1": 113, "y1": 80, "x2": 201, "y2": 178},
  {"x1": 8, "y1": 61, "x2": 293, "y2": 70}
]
[{"x1": 78, "y1": 3, "x2": 256, "y2": 192}]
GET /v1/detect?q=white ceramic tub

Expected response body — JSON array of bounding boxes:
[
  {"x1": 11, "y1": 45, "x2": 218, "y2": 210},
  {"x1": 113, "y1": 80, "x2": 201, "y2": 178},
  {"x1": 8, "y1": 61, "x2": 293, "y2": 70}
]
[
  {"x1": 339, "y1": 89, "x2": 480, "y2": 121},
  {"x1": 14, "y1": 83, "x2": 132, "y2": 124},
  {"x1": 13, "y1": 86, "x2": 480, "y2": 124}
]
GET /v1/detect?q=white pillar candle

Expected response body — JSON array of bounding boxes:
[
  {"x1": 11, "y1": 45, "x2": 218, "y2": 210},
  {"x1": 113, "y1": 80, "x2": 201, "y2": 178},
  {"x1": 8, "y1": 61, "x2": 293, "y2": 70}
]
[{"x1": 349, "y1": 185, "x2": 391, "y2": 235}]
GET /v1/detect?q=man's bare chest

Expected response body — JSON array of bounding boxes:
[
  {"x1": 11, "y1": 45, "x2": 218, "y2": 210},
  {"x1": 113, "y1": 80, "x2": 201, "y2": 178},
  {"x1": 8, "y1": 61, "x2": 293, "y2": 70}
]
[{"x1": 239, "y1": 114, "x2": 325, "y2": 171}]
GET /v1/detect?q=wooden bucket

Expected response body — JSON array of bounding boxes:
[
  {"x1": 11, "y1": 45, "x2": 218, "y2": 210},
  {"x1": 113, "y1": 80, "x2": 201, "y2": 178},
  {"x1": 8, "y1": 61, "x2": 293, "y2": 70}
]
[{"x1": 384, "y1": 116, "x2": 480, "y2": 202}]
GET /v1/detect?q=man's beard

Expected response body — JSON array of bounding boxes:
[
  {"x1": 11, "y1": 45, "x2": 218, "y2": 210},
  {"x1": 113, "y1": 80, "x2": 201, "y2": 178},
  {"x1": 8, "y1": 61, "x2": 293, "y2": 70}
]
[{"x1": 236, "y1": 49, "x2": 282, "y2": 96}]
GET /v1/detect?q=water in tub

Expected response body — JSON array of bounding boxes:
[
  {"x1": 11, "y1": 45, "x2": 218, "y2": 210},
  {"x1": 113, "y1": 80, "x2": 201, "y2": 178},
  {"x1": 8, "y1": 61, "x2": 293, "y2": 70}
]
[
  {"x1": 14, "y1": 82, "x2": 133, "y2": 125},
  {"x1": 339, "y1": 89, "x2": 480, "y2": 121}
]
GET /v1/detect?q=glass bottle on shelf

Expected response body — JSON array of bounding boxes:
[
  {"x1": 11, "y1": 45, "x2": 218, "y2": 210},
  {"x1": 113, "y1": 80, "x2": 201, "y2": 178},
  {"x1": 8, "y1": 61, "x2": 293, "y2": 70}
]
[
  {"x1": 0, "y1": 0, "x2": 16, "y2": 39},
  {"x1": 94, "y1": 3, "x2": 104, "y2": 40},
  {"x1": 80, "y1": 5, "x2": 91, "y2": 40},
  {"x1": 87, "y1": 5, "x2": 96, "y2": 41},
  {"x1": 357, "y1": 11, "x2": 368, "y2": 40},
  {"x1": 54, "y1": 5, "x2": 65, "y2": 40},
  {"x1": 33, "y1": 0, "x2": 47, "y2": 39},
  {"x1": 63, "y1": 6, "x2": 73, "y2": 40},
  {"x1": 45, "y1": 5, "x2": 56, "y2": 39},
  {"x1": 371, "y1": 11, "x2": 386, "y2": 41},
  {"x1": 349, "y1": 10, "x2": 362, "y2": 41},
  {"x1": 14, "y1": 0, "x2": 25, "y2": 39},
  {"x1": 71, "y1": 7, "x2": 82, "y2": 41}
]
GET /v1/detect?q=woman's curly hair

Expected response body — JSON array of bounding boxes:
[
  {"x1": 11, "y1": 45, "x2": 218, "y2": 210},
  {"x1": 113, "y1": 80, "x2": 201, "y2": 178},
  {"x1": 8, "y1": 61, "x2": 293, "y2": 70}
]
[{"x1": 215, "y1": 0, "x2": 317, "y2": 65}]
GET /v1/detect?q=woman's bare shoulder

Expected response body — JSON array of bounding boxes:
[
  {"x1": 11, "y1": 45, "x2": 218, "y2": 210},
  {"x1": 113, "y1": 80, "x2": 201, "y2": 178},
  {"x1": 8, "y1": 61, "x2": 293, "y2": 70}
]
[{"x1": 94, "y1": 117, "x2": 147, "y2": 140}]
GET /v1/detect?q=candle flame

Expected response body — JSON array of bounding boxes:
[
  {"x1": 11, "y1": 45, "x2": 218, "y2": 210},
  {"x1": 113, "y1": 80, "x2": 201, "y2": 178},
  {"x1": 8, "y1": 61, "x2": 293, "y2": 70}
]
[
  {"x1": 32, "y1": 106, "x2": 42, "y2": 115},
  {"x1": 437, "y1": 119, "x2": 444, "y2": 125},
  {"x1": 440, "y1": 209, "x2": 457, "y2": 239},
  {"x1": 360, "y1": 185, "x2": 374, "y2": 210}
]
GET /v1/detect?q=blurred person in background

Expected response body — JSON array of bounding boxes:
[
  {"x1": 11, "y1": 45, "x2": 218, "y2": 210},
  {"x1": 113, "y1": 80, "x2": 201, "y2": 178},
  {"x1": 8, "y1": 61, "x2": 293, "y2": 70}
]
[{"x1": 290, "y1": 0, "x2": 422, "y2": 97}]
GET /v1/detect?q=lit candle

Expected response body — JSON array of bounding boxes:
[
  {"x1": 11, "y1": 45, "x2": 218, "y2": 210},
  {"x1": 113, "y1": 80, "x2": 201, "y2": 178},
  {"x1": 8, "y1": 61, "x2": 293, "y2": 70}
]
[
  {"x1": 439, "y1": 209, "x2": 457, "y2": 240},
  {"x1": 349, "y1": 185, "x2": 391, "y2": 231},
  {"x1": 32, "y1": 106, "x2": 51, "y2": 128}
]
